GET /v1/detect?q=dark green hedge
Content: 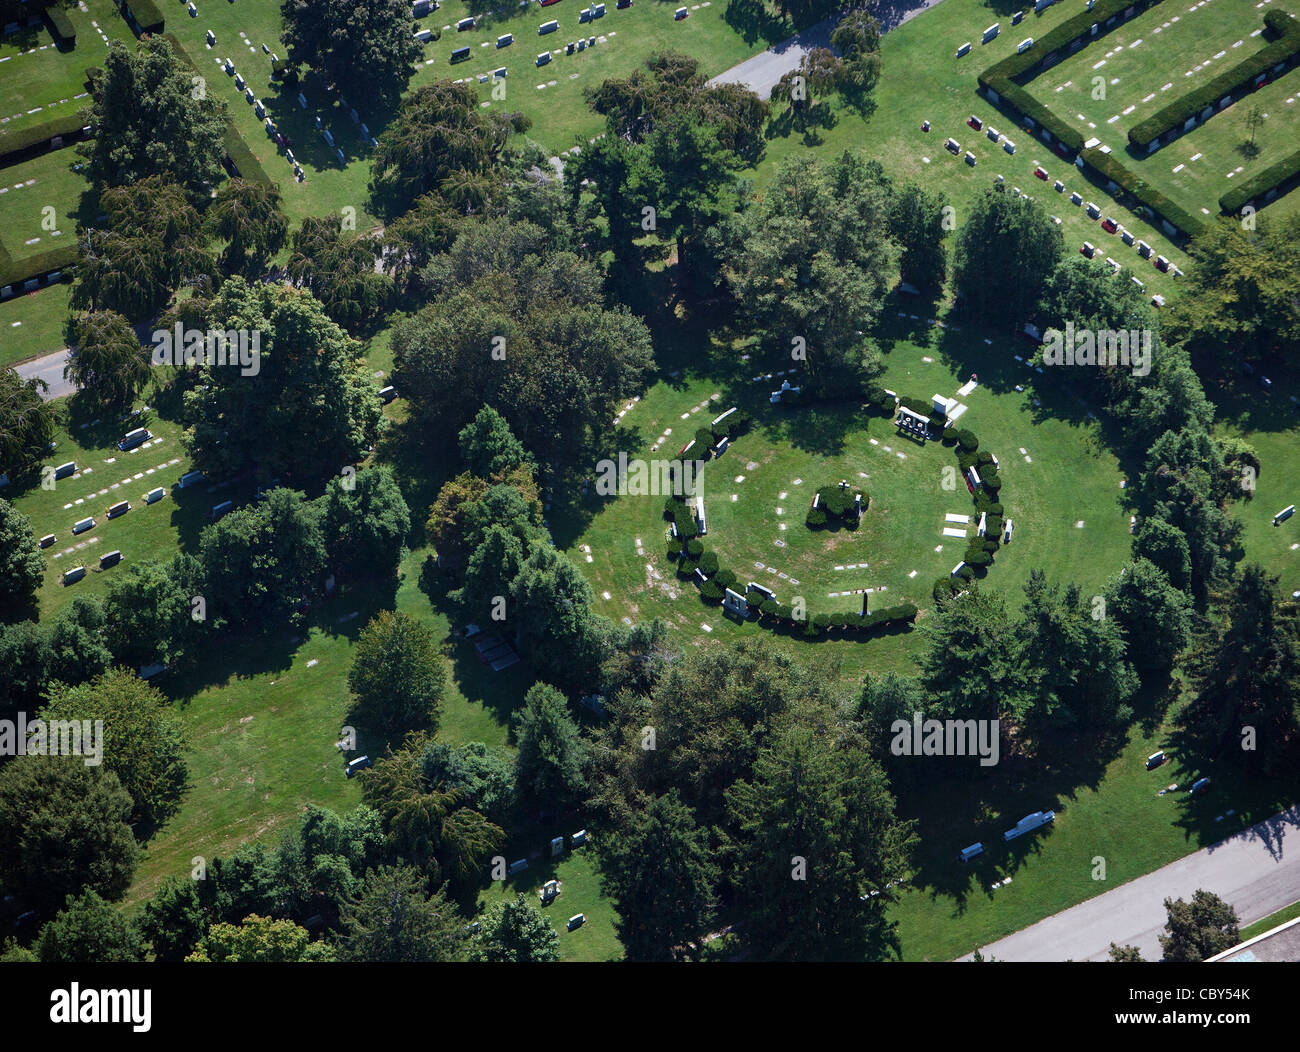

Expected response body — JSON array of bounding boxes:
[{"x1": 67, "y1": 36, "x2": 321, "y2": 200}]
[
  {"x1": 1220, "y1": 147, "x2": 1300, "y2": 213},
  {"x1": 0, "y1": 242, "x2": 77, "y2": 289},
  {"x1": 223, "y1": 125, "x2": 273, "y2": 184},
  {"x1": 1129, "y1": 10, "x2": 1300, "y2": 150},
  {"x1": 122, "y1": 0, "x2": 165, "y2": 34},
  {"x1": 977, "y1": 0, "x2": 1165, "y2": 155},
  {"x1": 44, "y1": 4, "x2": 76, "y2": 44},
  {"x1": 0, "y1": 112, "x2": 87, "y2": 166},
  {"x1": 1079, "y1": 146, "x2": 1207, "y2": 238}
]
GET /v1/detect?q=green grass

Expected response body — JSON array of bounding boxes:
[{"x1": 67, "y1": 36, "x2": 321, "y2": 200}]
[
  {"x1": 419, "y1": 0, "x2": 777, "y2": 150},
  {"x1": 752, "y1": 0, "x2": 1191, "y2": 295},
  {"x1": 1210, "y1": 367, "x2": 1300, "y2": 597},
  {"x1": 155, "y1": 0, "x2": 778, "y2": 228},
  {"x1": 1239, "y1": 899, "x2": 1300, "y2": 940},
  {"x1": 0, "y1": 147, "x2": 94, "y2": 266},
  {"x1": 479, "y1": 842, "x2": 623, "y2": 961},
  {"x1": 0, "y1": 278, "x2": 70, "y2": 368},
  {"x1": 890, "y1": 690, "x2": 1295, "y2": 960},
  {"x1": 0, "y1": 0, "x2": 132, "y2": 127},
  {"x1": 563, "y1": 310, "x2": 1133, "y2": 680},
  {"x1": 6, "y1": 400, "x2": 198, "y2": 621},
  {"x1": 126, "y1": 541, "x2": 535, "y2": 907}
]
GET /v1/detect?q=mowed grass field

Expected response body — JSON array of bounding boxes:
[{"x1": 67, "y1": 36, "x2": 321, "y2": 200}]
[
  {"x1": 561, "y1": 311, "x2": 1133, "y2": 680},
  {"x1": 1040, "y1": 0, "x2": 1300, "y2": 224},
  {"x1": 891, "y1": 690, "x2": 1296, "y2": 960}
]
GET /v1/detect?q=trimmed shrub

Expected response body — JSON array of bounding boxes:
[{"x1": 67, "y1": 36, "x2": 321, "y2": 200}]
[
  {"x1": 666, "y1": 538, "x2": 683, "y2": 558},
  {"x1": 977, "y1": 451, "x2": 995, "y2": 466},
  {"x1": 1080, "y1": 146, "x2": 1206, "y2": 239},
  {"x1": 982, "y1": 537, "x2": 1001, "y2": 554},
  {"x1": 957, "y1": 565, "x2": 975, "y2": 582},
  {"x1": 760, "y1": 599, "x2": 780, "y2": 618},
  {"x1": 686, "y1": 538, "x2": 704, "y2": 559},
  {"x1": 715, "y1": 568, "x2": 738, "y2": 590},
  {"x1": 824, "y1": 488, "x2": 852, "y2": 517},
  {"x1": 124, "y1": 0, "x2": 166, "y2": 34},
  {"x1": 954, "y1": 429, "x2": 979, "y2": 453},
  {"x1": 985, "y1": 514, "x2": 1005, "y2": 537},
  {"x1": 677, "y1": 559, "x2": 699, "y2": 577},
  {"x1": 934, "y1": 577, "x2": 959, "y2": 603},
  {"x1": 698, "y1": 551, "x2": 719, "y2": 575},
  {"x1": 982, "y1": 472, "x2": 1002, "y2": 493},
  {"x1": 966, "y1": 550, "x2": 993, "y2": 568},
  {"x1": 957, "y1": 450, "x2": 978, "y2": 472},
  {"x1": 0, "y1": 112, "x2": 87, "y2": 166},
  {"x1": 806, "y1": 507, "x2": 827, "y2": 527},
  {"x1": 1221, "y1": 147, "x2": 1300, "y2": 214},
  {"x1": 44, "y1": 5, "x2": 76, "y2": 45},
  {"x1": 699, "y1": 580, "x2": 723, "y2": 602}
]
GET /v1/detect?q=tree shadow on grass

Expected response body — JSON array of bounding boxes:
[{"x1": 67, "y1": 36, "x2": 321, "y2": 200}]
[
  {"x1": 893, "y1": 727, "x2": 1125, "y2": 933},
  {"x1": 723, "y1": 0, "x2": 792, "y2": 47},
  {"x1": 417, "y1": 554, "x2": 532, "y2": 732}
]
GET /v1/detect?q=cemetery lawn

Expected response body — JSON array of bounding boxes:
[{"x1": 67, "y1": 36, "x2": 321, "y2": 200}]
[
  {"x1": 753, "y1": 0, "x2": 1190, "y2": 295},
  {"x1": 0, "y1": 147, "x2": 94, "y2": 269},
  {"x1": 891, "y1": 688, "x2": 1297, "y2": 960},
  {"x1": 479, "y1": 841, "x2": 623, "y2": 961},
  {"x1": 1211, "y1": 369, "x2": 1300, "y2": 598},
  {"x1": 8, "y1": 402, "x2": 198, "y2": 622},
  {"x1": 0, "y1": 0, "x2": 132, "y2": 123},
  {"x1": 0, "y1": 279, "x2": 70, "y2": 368},
  {"x1": 561, "y1": 308, "x2": 1134, "y2": 680},
  {"x1": 160, "y1": 0, "x2": 779, "y2": 229},
  {"x1": 125, "y1": 544, "x2": 536, "y2": 908}
]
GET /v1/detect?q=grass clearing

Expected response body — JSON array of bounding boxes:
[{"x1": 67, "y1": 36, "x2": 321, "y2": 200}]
[{"x1": 564, "y1": 310, "x2": 1132, "y2": 680}]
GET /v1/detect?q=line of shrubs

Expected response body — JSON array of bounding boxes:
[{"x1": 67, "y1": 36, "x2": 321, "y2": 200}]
[
  {"x1": 977, "y1": 0, "x2": 1166, "y2": 157},
  {"x1": 1079, "y1": 145, "x2": 1207, "y2": 239},
  {"x1": 118, "y1": 0, "x2": 165, "y2": 35},
  {"x1": 690, "y1": 559, "x2": 918, "y2": 638},
  {"x1": 0, "y1": 242, "x2": 77, "y2": 290},
  {"x1": 0, "y1": 111, "x2": 88, "y2": 168},
  {"x1": 933, "y1": 428, "x2": 1008, "y2": 603},
  {"x1": 1220, "y1": 145, "x2": 1300, "y2": 214},
  {"x1": 1128, "y1": 9, "x2": 1300, "y2": 151}
]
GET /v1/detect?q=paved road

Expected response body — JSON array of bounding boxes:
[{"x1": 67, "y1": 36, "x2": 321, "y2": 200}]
[
  {"x1": 15, "y1": 346, "x2": 74, "y2": 400},
  {"x1": 963, "y1": 805, "x2": 1300, "y2": 961},
  {"x1": 707, "y1": 0, "x2": 950, "y2": 99}
]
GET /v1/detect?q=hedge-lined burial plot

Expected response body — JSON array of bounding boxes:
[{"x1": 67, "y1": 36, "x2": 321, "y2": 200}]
[
  {"x1": 0, "y1": 0, "x2": 133, "y2": 124},
  {"x1": 0, "y1": 148, "x2": 94, "y2": 287},
  {"x1": 982, "y1": 0, "x2": 1300, "y2": 233}
]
